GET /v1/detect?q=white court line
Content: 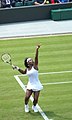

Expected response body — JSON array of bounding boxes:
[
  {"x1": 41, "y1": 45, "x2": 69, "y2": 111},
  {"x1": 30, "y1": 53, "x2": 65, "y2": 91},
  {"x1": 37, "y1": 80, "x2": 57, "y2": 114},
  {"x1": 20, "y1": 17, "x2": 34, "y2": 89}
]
[
  {"x1": 17, "y1": 70, "x2": 72, "y2": 77},
  {"x1": 19, "y1": 80, "x2": 72, "y2": 88},
  {"x1": 43, "y1": 81, "x2": 72, "y2": 85},
  {"x1": 14, "y1": 75, "x2": 52, "y2": 120}
]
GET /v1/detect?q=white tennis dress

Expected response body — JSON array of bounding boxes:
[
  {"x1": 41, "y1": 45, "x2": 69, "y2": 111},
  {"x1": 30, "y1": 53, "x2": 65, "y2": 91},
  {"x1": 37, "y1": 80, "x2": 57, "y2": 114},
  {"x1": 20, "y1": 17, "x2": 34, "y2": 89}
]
[{"x1": 26, "y1": 67, "x2": 43, "y2": 91}]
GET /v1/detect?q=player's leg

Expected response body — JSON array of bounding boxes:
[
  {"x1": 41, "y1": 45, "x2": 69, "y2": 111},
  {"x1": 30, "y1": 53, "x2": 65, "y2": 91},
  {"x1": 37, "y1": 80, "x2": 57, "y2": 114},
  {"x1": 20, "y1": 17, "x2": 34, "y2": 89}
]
[
  {"x1": 25, "y1": 89, "x2": 32, "y2": 104},
  {"x1": 32, "y1": 91, "x2": 40, "y2": 112},
  {"x1": 25, "y1": 89, "x2": 33, "y2": 112},
  {"x1": 33, "y1": 91, "x2": 40, "y2": 105}
]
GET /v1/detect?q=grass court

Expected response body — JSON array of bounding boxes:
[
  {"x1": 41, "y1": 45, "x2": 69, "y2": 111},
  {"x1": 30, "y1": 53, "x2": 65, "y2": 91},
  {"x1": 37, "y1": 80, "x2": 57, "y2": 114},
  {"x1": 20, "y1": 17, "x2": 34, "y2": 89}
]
[{"x1": 0, "y1": 35, "x2": 72, "y2": 120}]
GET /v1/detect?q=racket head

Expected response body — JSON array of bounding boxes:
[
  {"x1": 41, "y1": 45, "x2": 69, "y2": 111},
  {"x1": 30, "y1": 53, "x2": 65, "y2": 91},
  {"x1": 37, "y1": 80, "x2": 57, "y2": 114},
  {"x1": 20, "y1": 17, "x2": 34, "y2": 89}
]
[{"x1": 1, "y1": 53, "x2": 12, "y2": 65}]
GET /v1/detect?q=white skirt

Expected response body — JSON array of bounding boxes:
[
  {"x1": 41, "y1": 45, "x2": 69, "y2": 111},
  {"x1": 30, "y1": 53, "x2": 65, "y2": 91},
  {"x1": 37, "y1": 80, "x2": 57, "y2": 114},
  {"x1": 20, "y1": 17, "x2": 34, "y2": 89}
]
[{"x1": 27, "y1": 80, "x2": 43, "y2": 91}]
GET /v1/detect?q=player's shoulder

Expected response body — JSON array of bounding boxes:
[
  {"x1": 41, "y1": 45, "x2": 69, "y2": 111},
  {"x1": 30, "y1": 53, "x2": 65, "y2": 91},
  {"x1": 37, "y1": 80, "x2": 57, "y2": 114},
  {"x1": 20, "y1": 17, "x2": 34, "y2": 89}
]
[{"x1": 33, "y1": 65, "x2": 38, "y2": 71}]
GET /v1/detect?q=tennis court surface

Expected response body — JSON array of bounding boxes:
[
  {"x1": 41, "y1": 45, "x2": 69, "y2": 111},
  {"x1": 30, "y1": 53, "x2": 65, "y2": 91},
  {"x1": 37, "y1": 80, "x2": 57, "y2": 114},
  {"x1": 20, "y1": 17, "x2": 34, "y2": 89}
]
[{"x1": 0, "y1": 20, "x2": 72, "y2": 120}]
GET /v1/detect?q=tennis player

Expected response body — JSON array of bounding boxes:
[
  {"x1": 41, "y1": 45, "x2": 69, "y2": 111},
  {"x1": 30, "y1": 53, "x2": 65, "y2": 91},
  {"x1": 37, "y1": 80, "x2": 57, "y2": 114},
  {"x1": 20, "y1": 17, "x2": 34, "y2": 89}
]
[{"x1": 13, "y1": 45, "x2": 43, "y2": 113}]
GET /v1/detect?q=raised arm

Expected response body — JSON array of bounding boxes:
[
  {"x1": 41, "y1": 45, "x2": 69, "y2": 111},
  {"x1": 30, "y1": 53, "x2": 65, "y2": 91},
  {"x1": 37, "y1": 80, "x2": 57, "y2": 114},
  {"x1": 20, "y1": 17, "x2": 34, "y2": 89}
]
[{"x1": 34, "y1": 45, "x2": 40, "y2": 70}]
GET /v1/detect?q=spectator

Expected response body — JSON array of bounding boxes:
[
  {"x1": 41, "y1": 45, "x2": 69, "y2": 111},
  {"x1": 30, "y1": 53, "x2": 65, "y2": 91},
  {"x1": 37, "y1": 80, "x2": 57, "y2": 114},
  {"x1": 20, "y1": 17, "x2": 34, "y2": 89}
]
[
  {"x1": 1, "y1": 0, "x2": 16, "y2": 8},
  {"x1": 34, "y1": 0, "x2": 48, "y2": 5},
  {"x1": 57, "y1": 0, "x2": 69, "y2": 3},
  {"x1": 33, "y1": 0, "x2": 56, "y2": 5},
  {"x1": 23, "y1": 0, "x2": 35, "y2": 6},
  {"x1": 15, "y1": 0, "x2": 23, "y2": 7},
  {"x1": 0, "y1": 0, "x2": 1, "y2": 7},
  {"x1": 48, "y1": 0, "x2": 55, "y2": 4}
]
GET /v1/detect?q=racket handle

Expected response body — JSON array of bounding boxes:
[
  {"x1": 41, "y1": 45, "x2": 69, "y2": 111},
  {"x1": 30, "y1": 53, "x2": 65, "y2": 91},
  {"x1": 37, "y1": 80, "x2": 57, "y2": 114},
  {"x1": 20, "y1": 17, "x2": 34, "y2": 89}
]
[
  {"x1": 16, "y1": 66, "x2": 20, "y2": 70},
  {"x1": 12, "y1": 64, "x2": 20, "y2": 70},
  {"x1": 12, "y1": 64, "x2": 15, "y2": 68}
]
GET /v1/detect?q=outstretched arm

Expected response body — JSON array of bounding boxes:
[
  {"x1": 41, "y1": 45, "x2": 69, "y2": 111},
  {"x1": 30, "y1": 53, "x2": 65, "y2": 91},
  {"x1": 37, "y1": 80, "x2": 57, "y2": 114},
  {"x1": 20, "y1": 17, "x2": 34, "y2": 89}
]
[
  {"x1": 12, "y1": 66, "x2": 27, "y2": 74},
  {"x1": 18, "y1": 68, "x2": 27, "y2": 74},
  {"x1": 34, "y1": 45, "x2": 40, "y2": 70}
]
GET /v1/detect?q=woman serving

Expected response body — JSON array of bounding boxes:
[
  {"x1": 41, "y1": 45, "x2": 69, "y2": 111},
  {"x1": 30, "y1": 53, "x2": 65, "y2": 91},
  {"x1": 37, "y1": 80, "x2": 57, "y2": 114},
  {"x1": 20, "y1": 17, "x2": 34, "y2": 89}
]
[{"x1": 13, "y1": 45, "x2": 43, "y2": 113}]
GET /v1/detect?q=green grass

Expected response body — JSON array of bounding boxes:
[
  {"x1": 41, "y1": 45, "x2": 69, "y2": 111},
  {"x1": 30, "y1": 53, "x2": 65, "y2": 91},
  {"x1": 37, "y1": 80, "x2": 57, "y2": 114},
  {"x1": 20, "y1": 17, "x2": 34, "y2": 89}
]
[{"x1": 0, "y1": 35, "x2": 72, "y2": 120}]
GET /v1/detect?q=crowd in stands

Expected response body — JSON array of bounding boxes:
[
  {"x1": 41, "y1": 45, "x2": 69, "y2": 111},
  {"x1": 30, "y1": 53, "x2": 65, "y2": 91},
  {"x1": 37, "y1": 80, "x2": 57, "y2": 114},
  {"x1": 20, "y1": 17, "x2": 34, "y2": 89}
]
[{"x1": 0, "y1": 0, "x2": 72, "y2": 8}]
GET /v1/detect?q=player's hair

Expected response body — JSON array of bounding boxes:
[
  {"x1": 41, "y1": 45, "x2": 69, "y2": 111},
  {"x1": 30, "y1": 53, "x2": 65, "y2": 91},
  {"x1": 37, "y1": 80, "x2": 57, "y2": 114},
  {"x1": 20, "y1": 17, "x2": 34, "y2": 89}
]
[{"x1": 24, "y1": 58, "x2": 29, "y2": 68}]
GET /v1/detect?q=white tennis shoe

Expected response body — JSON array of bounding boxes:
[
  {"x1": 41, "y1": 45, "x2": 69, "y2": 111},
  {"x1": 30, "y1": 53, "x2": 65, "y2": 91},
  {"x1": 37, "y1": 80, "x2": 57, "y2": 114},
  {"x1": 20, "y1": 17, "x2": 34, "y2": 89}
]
[
  {"x1": 32, "y1": 105, "x2": 38, "y2": 112},
  {"x1": 25, "y1": 104, "x2": 29, "y2": 113}
]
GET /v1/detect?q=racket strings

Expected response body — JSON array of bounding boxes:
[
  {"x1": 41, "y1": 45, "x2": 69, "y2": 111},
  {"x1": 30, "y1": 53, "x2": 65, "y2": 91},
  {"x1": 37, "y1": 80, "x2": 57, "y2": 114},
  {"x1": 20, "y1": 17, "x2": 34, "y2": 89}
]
[{"x1": 2, "y1": 54, "x2": 11, "y2": 64}]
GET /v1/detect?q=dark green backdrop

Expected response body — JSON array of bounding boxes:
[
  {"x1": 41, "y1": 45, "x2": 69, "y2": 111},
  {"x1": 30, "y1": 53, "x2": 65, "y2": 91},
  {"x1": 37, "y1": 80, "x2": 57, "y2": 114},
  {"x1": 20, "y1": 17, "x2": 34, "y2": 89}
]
[{"x1": 0, "y1": 3, "x2": 72, "y2": 24}]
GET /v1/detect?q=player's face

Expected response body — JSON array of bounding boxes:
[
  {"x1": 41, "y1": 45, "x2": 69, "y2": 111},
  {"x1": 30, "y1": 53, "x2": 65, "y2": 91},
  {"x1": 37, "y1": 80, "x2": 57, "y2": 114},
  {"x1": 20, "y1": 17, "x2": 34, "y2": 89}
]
[{"x1": 28, "y1": 59, "x2": 34, "y2": 66}]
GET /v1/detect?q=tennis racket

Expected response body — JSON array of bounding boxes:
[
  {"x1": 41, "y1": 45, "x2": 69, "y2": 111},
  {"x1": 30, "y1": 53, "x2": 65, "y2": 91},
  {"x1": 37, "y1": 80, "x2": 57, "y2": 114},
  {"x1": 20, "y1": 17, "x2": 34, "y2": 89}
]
[{"x1": 1, "y1": 53, "x2": 14, "y2": 67}]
